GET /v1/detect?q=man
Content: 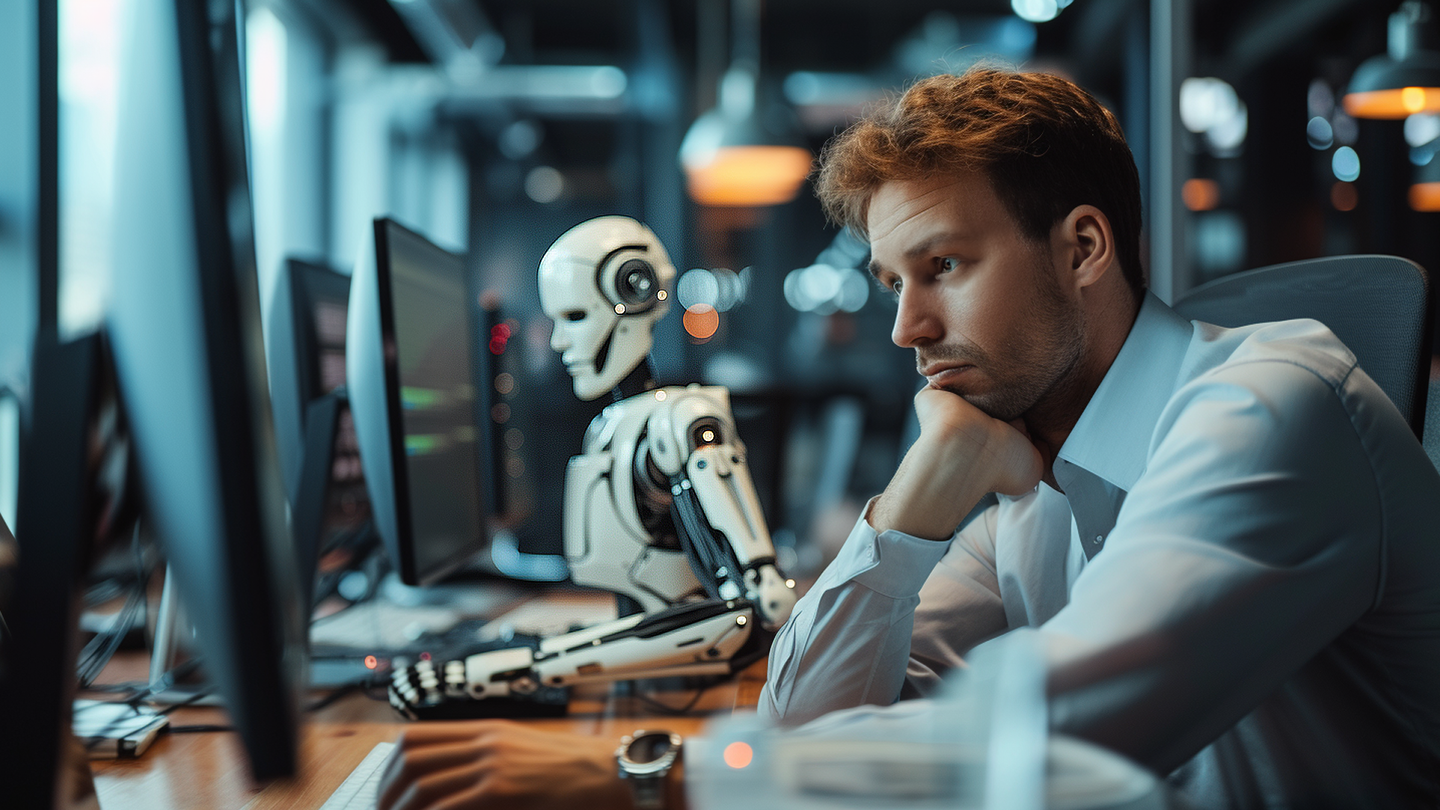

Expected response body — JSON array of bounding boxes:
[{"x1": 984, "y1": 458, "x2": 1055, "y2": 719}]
[
  {"x1": 376, "y1": 67, "x2": 1440, "y2": 809},
  {"x1": 762, "y1": 67, "x2": 1440, "y2": 807}
]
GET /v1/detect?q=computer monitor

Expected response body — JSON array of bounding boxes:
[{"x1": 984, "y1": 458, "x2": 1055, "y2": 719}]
[
  {"x1": 110, "y1": 0, "x2": 303, "y2": 779},
  {"x1": 348, "y1": 217, "x2": 493, "y2": 587},
  {"x1": 267, "y1": 258, "x2": 372, "y2": 601},
  {"x1": 0, "y1": 0, "x2": 304, "y2": 800},
  {"x1": 268, "y1": 258, "x2": 355, "y2": 496}
]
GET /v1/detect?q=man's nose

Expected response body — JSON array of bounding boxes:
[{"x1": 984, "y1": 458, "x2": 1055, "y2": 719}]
[{"x1": 891, "y1": 288, "x2": 941, "y2": 348}]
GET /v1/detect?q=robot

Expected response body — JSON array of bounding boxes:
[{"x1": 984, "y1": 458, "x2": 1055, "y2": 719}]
[{"x1": 389, "y1": 216, "x2": 797, "y2": 716}]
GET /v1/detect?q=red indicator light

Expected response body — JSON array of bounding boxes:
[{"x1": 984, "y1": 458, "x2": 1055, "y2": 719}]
[
  {"x1": 488, "y1": 324, "x2": 510, "y2": 355},
  {"x1": 364, "y1": 655, "x2": 378, "y2": 670}
]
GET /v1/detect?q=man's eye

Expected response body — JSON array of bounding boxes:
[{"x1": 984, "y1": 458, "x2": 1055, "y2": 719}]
[
  {"x1": 939, "y1": 257, "x2": 960, "y2": 274},
  {"x1": 891, "y1": 279, "x2": 903, "y2": 296}
]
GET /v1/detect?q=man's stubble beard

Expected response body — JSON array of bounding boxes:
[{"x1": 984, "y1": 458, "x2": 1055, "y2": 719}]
[{"x1": 926, "y1": 258, "x2": 1085, "y2": 423}]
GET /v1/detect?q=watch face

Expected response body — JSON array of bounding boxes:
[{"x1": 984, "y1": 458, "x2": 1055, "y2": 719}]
[{"x1": 628, "y1": 732, "x2": 674, "y2": 764}]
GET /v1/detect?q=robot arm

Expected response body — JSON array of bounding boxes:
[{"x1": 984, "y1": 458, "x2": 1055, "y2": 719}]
[
  {"x1": 646, "y1": 386, "x2": 796, "y2": 629},
  {"x1": 390, "y1": 600, "x2": 759, "y2": 716}
]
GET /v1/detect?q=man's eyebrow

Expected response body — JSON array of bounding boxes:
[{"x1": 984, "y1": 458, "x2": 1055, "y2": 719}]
[
  {"x1": 866, "y1": 257, "x2": 887, "y2": 280},
  {"x1": 867, "y1": 231, "x2": 975, "y2": 280}
]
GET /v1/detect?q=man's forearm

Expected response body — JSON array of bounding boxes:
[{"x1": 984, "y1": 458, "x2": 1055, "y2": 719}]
[{"x1": 758, "y1": 518, "x2": 951, "y2": 726}]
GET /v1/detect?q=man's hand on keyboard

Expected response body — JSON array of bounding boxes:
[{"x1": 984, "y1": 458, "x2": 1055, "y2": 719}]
[{"x1": 375, "y1": 720, "x2": 638, "y2": 810}]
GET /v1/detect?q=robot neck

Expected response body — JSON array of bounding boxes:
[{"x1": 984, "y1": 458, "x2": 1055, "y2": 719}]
[{"x1": 611, "y1": 359, "x2": 657, "y2": 402}]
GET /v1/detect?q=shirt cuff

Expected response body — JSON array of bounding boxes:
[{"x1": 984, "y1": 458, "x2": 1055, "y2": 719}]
[{"x1": 821, "y1": 501, "x2": 953, "y2": 600}]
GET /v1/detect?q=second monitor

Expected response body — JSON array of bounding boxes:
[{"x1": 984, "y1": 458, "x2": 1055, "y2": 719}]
[{"x1": 347, "y1": 217, "x2": 495, "y2": 587}]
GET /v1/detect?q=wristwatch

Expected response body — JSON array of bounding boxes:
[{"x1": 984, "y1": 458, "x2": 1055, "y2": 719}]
[{"x1": 616, "y1": 729, "x2": 683, "y2": 810}]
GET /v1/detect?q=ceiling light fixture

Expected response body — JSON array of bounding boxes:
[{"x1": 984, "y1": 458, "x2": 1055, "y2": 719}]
[
  {"x1": 1344, "y1": 2, "x2": 1440, "y2": 119},
  {"x1": 680, "y1": 0, "x2": 811, "y2": 207}
]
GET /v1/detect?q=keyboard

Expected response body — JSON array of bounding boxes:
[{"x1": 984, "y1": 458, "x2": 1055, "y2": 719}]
[{"x1": 319, "y1": 741, "x2": 395, "y2": 810}]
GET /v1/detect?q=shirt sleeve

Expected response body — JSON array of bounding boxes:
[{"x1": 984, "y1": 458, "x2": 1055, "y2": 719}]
[
  {"x1": 758, "y1": 498, "x2": 1010, "y2": 726},
  {"x1": 1031, "y1": 360, "x2": 1383, "y2": 773}
]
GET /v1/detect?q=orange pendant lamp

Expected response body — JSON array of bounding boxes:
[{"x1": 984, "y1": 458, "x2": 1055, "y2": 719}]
[
  {"x1": 1344, "y1": 2, "x2": 1440, "y2": 119},
  {"x1": 680, "y1": 0, "x2": 811, "y2": 207}
]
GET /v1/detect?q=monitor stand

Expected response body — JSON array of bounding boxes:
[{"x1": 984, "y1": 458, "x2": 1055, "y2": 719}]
[
  {"x1": 143, "y1": 564, "x2": 220, "y2": 706},
  {"x1": 293, "y1": 386, "x2": 349, "y2": 611},
  {"x1": 143, "y1": 386, "x2": 351, "y2": 701}
]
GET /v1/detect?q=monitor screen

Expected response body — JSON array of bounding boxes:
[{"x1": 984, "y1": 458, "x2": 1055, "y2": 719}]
[{"x1": 349, "y1": 217, "x2": 490, "y2": 586}]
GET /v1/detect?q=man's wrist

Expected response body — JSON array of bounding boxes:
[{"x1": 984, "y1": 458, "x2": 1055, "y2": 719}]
[{"x1": 871, "y1": 434, "x2": 990, "y2": 540}]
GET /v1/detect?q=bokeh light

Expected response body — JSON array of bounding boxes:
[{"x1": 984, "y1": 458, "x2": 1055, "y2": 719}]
[
  {"x1": 1331, "y1": 181, "x2": 1358, "y2": 212},
  {"x1": 1182, "y1": 178, "x2": 1220, "y2": 211},
  {"x1": 1332, "y1": 147, "x2": 1361, "y2": 182},
  {"x1": 723, "y1": 742, "x2": 754, "y2": 769},
  {"x1": 683, "y1": 304, "x2": 720, "y2": 342},
  {"x1": 1306, "y1": 117, "x2": 1333, "y2": 150}
]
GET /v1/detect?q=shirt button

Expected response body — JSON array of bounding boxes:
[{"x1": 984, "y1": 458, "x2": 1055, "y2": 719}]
[{"x1": 1093, "y1": 535, "x2": 1104, "y2": 544}]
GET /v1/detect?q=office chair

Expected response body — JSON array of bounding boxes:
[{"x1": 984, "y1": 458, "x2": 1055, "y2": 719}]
[{"x1": 1173, "y1": 255, "x2": 1434, "y2": 439}]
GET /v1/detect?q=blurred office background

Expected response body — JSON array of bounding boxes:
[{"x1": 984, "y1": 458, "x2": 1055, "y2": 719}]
[{"x1": 2, "y1": 0, "x2": 1439, "y2": 577}]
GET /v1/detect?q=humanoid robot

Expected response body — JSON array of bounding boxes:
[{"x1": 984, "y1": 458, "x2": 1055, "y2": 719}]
[{"x1": 389, "y1": 216, "x2": 797, "y2": 717}]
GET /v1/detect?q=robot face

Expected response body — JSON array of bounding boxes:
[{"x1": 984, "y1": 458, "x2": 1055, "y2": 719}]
[{"x1": 539, "y1": 217, "x2": 674, "y2": 401}]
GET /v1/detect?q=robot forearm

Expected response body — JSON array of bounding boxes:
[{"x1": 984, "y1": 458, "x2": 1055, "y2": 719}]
[
  {"x1": 389, "y1": 599, "x2": 759, "y2": 717},
  {"x1": 648, "y1": 389, "x2": 798, "y2": 629}
]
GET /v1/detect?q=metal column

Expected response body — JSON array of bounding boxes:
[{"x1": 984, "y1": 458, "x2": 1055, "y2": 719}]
[{"x1": 1150, "y1": 0, "x2": 1191, "y2": 302}]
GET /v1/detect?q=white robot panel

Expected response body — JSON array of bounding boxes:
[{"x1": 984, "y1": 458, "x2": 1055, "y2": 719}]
[{"x1": 564, "y1": 383, "x2": 796, "y2": 629}]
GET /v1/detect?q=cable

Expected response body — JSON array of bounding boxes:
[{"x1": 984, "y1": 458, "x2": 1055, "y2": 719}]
[
  {"x1": 75, "y1": 527, "x2": 154, "y2": 688},
  {"x1": 75, "y1": 584, "x2": 145, "y2": 688},
  {"x1": 153, "y1": 687, "x2": 213, "y2": 716},
  {"x1": 632, "y1": 683, "x2": 711, "y2": 716}
]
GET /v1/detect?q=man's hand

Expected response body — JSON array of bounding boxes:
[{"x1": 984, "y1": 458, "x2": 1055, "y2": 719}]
[
  {"x1": 375, "y1": 721, "x2": 636, "y2": 810},
  {"x1": 869, "y1": 386, "x2": 1043, "y2": 540}
]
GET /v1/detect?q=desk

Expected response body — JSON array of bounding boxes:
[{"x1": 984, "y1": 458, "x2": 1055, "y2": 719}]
[{"x1": 86, "y1": 599, "x2": 768, "y2": 809}]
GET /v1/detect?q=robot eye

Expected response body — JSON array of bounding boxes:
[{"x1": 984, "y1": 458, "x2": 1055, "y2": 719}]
[{"x1": 563, "y1": 311, "x2": 586, "y2": 322}]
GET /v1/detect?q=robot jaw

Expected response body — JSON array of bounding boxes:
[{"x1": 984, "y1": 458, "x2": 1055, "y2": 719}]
[{"x1": 552, "y1": 313, "x2": 657, "y2": 402}]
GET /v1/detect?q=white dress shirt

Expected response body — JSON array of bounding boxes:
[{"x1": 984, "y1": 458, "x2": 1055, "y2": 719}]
[{"x1": 758, "y1": 293, "x2": 1440, "y2": 808}]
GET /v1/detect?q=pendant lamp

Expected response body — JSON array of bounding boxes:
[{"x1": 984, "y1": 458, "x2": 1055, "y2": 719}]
[
  {"x1": 680, "y1": 0, "x2": 811, "y2": 207},
  {"x1": 1344, "y1": 2, "x2": 1440, "y2": 119}
]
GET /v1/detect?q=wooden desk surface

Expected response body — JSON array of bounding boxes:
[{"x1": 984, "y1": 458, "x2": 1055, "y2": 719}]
[{"x1": 87, "y1": 603, "x2": 768, "y2": 810}]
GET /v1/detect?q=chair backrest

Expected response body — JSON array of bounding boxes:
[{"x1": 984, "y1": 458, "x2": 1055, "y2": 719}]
[{"x1": 1174, "y1": 255, "x2": 1433, "y2": 438}]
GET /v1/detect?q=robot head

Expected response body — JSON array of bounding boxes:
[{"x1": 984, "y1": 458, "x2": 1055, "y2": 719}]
[{"x1": 539, "y1": 216, "x2": 675, "y2": 401}]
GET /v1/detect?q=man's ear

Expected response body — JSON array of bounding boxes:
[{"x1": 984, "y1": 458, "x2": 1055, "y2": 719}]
[{"x1": 1057, "y1": 205, "x2": 1116, "y2": 292}]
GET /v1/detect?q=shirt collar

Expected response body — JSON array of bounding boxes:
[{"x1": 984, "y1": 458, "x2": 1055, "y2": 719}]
[{"x1": 1056, "y1": 291, "x2": 1194, "y2": 492}]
